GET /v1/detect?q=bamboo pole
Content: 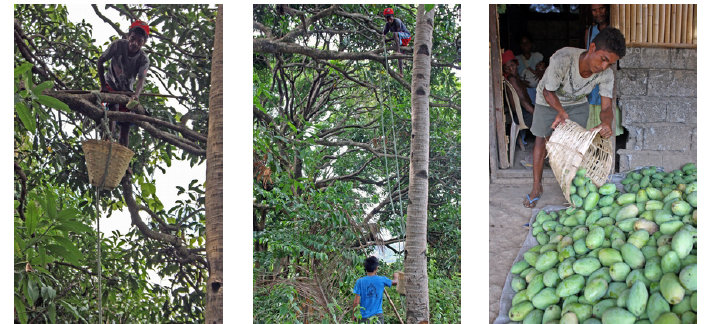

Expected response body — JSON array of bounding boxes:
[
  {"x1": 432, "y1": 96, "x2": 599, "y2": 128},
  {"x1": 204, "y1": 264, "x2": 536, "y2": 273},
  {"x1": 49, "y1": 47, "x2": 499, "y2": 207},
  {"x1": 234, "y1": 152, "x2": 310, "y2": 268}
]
[
  {"x1": 653, "y1": 4, "x2": 660, "y2": 43},
  {"x1": 626, "y1": 4, "x2": 632, "y2": 42},
  {"x1": 636, "y1": 4, "x2": 643, "y2": 43},
  {"x1": 612, "y1": 4, "x2": 620, "y2": 30},
  {"x1": 620, "y1": 5, "x2": 626, "y2": 38},
  {"x1": 659, "y1": 5, "x2": 666, "y2": 43},
  {"x1": 676, "y1": 4, "x2": 684, "y2": 44},
  {"x1": 630, "y1": 4, "x2": 636, "y2": 42},
  {"x1": 666, "y1": 4, "x2": 671, "y2": 43},
  {"x1": 681, "y1": 4, "x2": 689, "y2": 43},
  {"x1": 671, "y1": 4, "x2": 677, "y2": 44},
  {"x1": 646, "y1": 4, "x2": 652, "y2": 44},
  {"x1": 643, "y1": 4, "x2": 648, "y2": 43},
  {"x1": 626, "y1": 42, "x2": 697, "y2": 49},
  {"x1": 686, "y1": 4, "x2": 694, "y2": 45},
  {"x1": 692, "y1": 4, "x2": 697, "y2": 45}
]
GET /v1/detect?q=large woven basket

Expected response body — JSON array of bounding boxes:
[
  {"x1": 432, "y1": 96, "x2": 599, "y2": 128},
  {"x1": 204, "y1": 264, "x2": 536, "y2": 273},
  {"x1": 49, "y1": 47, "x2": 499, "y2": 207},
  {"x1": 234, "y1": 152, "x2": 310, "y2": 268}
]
[
  {"x1": 82, "y1": 139, "x2": 134, "y2": 190},
  {"x1": 546, "y1": 120, "x2": 613, "y2": 204}
]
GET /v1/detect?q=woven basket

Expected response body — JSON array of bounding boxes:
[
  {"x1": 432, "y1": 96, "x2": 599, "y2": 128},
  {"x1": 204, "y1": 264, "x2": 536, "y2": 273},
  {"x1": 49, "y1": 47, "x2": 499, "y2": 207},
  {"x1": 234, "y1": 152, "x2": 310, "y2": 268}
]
[
  {"x1": 396, "y1": 272, "x2": 406, "y2": 295},
  {"x1": 546, "y1": 120, "x2": 613, "y2": 204},
  {"x1": 82, "y1": 139, "x2": 134, "y2": 190}
]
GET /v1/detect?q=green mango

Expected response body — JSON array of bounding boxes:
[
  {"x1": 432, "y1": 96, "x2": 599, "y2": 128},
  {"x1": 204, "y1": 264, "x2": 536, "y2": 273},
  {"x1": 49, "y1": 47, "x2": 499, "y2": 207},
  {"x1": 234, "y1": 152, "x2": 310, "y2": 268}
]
[
  {"x1": 661, "y1": 251, "x2": 681, "y2": 274},
  {"x1": 595, "y1": 217, "x2": 615, "y2": 227},
  {"x1": 645, "y1": 199, "x2": 665, "y2": 211},
  {"x1": 573, "y1": 238, "x2": 588, "y2": 255},
  {"x1": 512, "y1": 275, "x2": 527, "y2": 292},
  {"x1": 524, "y1": 251, "x2": 540, "y2": 267},
  {"x1": 671, "y1": 200, "x2": 691, "y2": 216},
  {"x1": 611, "y1": 238, "x2": 626, "y2": 250},
  {"x1": 583, "y1": 278, "x2": 608, "y2": 303},
  {"x1": 690, "y1": 291, "x2": 697, "y2": 312},
  {"x1": 660, "y1": 272, "x2": 685, "y2": 305},
  {"x1": 610, "y1": 227, "x2": 626, "y2": 242},
  {"x1": 572, "y1": 226, "x2": 589, "y2": 241},
  {"x1": 621, "y1": 242, "x2": 646, "y2": 269},
  {"x1": 681, "y1": 255, "x2": 697, "y2": 268},
  {"x1": 537, "y1": 233, "x2": 550, "y2": 245},
  {"x1": 617, "y1": 217, "x2": 640, "y2": 232},
  {"x1": 671, "y1": 292, "x2": 692, "y2": 316},
  {"x1": 601, "y1": 307, "x2": 636, "y2": 324},
  {"x1": 557, "y1": 258, "x2": 576, "y2": 280},
  {"x1": 558, "y1": 245, "x2": 576, "y2": 262},
  {"x1": 658, "y1": 244, "x2": 673, "y2": 257},
  {"x1": 609, "y1": 262, "x2": 631, "y2": 281},
  {"x1": 644, "y1": 256, "x2": 664, "y2": 282},
  {"x1": 660, "y1": 220, "x2": 684, "y2": 236},
  {"x1": 531, "y1": 287, "x2": 560, "y2": 310},
  {"x1": 583, "y1": 319, "x2": 602, "y2": 324},
  {"x1": 686, "y1": 191, "x2": 697, "y2": 208},
  {"x1": 654, "y1": 210, "x2": 674, "y2": 225},
  {"x1": 671, "y1": 229, "x2": 694, "y2": 259},
  {"x1": 591, "y1": 298, "x2": 616, "y2": 318},
  {"x1": 626, "y1": 269, "x2": 651, "y2": 289},
  {"x1": 616, "y1": 288, "x2": 630, "y2": 308},
  {"x1": 512, "y1": 289, "x2": 529, "y2": 306},
  {"x1": 653, "y1": 312, "x2": 681, "y2": 324},
  {"x1": 646, "y1": 187, "x2": 665, "y2": 200},
  {"x1": 512, "y1": 260, "x2": 531, "y2": 274},
  {"x1": 617, "y1": 193, "x2": 636, "y2": 205},
  {"x1": 641, "y1": 245, "x2": 658, "y2": 259},
  {"x1": 680, "y1": 311, "x2": 697, "y2": 324},
  {"x1": 599, "y1": 183, "x2": 617, "y2": 195},
  {"x1": 562, "y1": 295, "x2": 579, "y2": 310},
  {"x1": 585, "y1": 227, "x2": 605, "y2": 250},
  {"x1": 555, "y1": 274, "x2": 585, "y2": 298},
  {"x1": 627, "y1": 280, "x2": 649, "y2": 316},
  {"x1": 526, "y1": 268, "x2": 541, "y2": 283},
  {"x1": 678, "y1": 263, "x2": 696, "y2": 291},
  {"x1": 598, "y1": 248, "x2": 623, "y2": 267},
  {"x1": 535, "y1": 251, "x2": 560, "y2": 273},
  {"x1": 627, "y1": 229, "x2": 650, "y2": 248},
  {"x1": 650, "y1": 281, "x2": 661, "y2": 295},
  {"x1": 647, "y1": 292, "x2": 672, "y2": 323},
  {"x1": 606, "y1": 281, "x2": 628, "y2": 299},
  {"x1": 543, "y1": 268, "x2": 561, "y2": 288},
  {"x1": 522, "y1": 308, "x2": 543, "y2": 324},
  {"x1": 586, "y1": 266, "x2": 611, "y2": 285},
  {"x1": 558, "y1": 312, "x2": 578, "y2": 324},
  {"x1": 664, "y1": 190, "x2": 683, "y2": 203},
  {"x1": 527, "y1": 274, "x2": 546, "y2": 300},
  {"x1": 571, "y1": 257, "x2": 600, "y2": 277},
  {"x1": 572, "y1": 194, "x2": 584, "y2": 208},
  {"x1": 561, "y1": 303, "x2": 591, "y2": 323},
  {"x1": 574, "y1": 175, "x2": 587, "y2": 187},
  {"x1": 542, "y1": 304, "x2": 562, "y2": 323},
  {"x1": 599, "y1": 206, "x2": 614, "y2": 216},
  {"x1": 509, "y1": 300, "x2": 535, "y2": 321}
]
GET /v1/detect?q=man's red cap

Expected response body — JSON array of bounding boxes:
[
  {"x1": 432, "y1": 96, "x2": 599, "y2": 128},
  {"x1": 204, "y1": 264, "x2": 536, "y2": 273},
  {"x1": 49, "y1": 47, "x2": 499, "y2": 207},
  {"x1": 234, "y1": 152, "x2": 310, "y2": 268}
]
[
  {"x1": 130, "y1": 20, "x2": 150, "y2": 37},
  {"x1": 383, "y1": 8, "x2": 393, "y2": 16},
  {"x1": 502, "y1": 49, "x2": 518, "y2": 65}
]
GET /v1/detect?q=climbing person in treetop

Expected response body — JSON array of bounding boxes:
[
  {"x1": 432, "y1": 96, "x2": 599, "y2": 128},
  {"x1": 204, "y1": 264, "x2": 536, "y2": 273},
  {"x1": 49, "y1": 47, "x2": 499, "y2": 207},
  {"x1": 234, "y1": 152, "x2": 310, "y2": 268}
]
[
  {"x1": 97, "y1": 20, "x2": 150, "y2": 149},
  {"x1": 352, "y1": 256, "x2": 398, "y2": 323},
  {"x1": 524, "y1": 27, "x2": 625, "y2": 209},
  {"x1": 379, "y1": 7, "x2": 411, "y2": 77}
]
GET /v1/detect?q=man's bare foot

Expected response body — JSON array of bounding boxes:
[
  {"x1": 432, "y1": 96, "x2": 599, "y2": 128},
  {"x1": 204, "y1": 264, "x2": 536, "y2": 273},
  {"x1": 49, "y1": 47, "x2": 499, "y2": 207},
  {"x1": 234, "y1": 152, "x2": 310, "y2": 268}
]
[{"x1": 523, "y1": 186, "x2": 543, "y2": 208}]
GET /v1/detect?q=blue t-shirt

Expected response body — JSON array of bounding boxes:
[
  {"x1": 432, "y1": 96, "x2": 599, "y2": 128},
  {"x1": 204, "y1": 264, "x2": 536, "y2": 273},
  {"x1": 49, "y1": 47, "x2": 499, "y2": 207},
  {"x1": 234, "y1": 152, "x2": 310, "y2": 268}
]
[{"x1": 353, "y1": 275, "x2": 392, "y2": 318}]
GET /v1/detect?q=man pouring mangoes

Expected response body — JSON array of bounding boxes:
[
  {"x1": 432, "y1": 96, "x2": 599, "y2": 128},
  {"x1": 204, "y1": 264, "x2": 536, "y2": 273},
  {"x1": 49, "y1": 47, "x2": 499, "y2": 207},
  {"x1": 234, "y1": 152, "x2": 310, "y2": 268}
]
[{"x1": 524, "y1": 27, "x2": 626, "y2": 208}]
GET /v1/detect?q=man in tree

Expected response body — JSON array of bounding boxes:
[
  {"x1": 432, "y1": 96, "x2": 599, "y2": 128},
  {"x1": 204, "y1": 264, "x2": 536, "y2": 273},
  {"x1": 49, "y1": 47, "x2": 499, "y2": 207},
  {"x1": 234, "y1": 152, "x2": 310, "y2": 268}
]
[
  {"x1": 380, "y1": 7, "x2": 411, "y2": 77},
  {"x1": 524, "y1": 27, "x2": 625, "y2": 208},
  {"x1": 97, "y1": 20, "x2": 150, "y2": 148},
  {"x1": 352, "y1": 256, "x2": 398, "y2": 323}
]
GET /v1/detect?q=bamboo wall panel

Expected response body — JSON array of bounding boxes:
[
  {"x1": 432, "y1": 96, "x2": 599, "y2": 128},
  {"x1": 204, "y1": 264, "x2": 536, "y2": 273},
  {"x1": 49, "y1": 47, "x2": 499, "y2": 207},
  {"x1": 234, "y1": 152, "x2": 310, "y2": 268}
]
[{"x1": 612, "y1": 4, "x2": 697, "y2": 48}]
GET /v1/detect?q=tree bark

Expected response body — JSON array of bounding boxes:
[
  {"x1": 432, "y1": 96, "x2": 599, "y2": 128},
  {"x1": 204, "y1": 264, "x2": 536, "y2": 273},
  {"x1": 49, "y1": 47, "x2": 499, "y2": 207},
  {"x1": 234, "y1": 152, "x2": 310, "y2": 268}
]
[
  {"x1": 404, "y1": 5, "x2": 434, "y2": 324},
  {"x1": 205, "y1": 4, "x2": 223, "y2": 323}
]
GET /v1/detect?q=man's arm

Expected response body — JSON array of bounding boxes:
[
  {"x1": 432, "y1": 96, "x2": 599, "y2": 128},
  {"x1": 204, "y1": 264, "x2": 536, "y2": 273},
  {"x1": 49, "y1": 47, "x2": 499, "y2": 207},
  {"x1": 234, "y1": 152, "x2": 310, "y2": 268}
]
[
  {"x1": 590, "y1": 96, "x2": 614, "y2": 138},
  {"x1": 352, "y1": 294, "x2": 360, "y2": 322},
  {"x1": 543, "y1": 88, "x2": 569, "y2": 129},
  {"x1": 508, "y1": 76, "x2": 535, "y2": 114},
  {"x1": 391, "y1": 272, "x2": 399, "y2": 286},
  {"x1": 97, "y1": 57, "x2": 108, "y2": 92}
]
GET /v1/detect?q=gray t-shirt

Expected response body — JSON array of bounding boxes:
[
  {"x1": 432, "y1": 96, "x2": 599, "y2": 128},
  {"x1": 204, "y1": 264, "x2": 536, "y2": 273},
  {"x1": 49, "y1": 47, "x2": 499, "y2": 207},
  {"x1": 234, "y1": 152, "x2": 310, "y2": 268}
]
[
  {"x1": 100, "y1": 39, "x2": 150, "y2": 92},
  {"x1": 535, "y1": 47, "x2": 614, "y2": 107}
]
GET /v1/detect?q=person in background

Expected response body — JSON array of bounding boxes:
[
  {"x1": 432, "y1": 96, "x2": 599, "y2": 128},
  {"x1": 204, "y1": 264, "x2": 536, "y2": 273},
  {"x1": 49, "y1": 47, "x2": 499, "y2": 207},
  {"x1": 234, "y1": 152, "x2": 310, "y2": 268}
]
[
  {"x1": 502, "y1": 50, "x2": 535, "y2": 151},
  {"x1": 515, "y1": 33, "x2": 544, "y2": 104},
  {"x1": 585, "y1": 4, "x2": 623, "y2": 136},
  {"x1": 352, "y1": 256, "x2": 399, "y2": 323}
]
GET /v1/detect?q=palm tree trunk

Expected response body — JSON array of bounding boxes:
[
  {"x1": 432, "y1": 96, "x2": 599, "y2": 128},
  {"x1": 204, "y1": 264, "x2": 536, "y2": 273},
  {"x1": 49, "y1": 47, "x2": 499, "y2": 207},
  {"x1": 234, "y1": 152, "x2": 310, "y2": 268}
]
[
  {"x1": 404, "y1": 5, "x2": 435, "y2": 324},
  {"x1": 205, "y1": 4, "x2": 223, "y2": 323}
]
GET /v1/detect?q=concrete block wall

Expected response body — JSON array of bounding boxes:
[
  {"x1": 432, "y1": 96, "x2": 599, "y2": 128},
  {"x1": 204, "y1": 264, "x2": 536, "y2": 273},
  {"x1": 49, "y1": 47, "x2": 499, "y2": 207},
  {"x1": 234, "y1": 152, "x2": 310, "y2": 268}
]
[{"x1": 616, "y1": 47, "x2": 697, "y2": 172}]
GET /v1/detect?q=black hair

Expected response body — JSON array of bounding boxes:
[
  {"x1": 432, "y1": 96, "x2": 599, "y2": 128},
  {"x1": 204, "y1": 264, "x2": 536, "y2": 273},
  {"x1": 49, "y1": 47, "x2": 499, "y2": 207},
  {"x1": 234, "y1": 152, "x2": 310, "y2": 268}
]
[
  {"x1": 364, "y1": 256, "x2": 379, "y2": 272},
  {"x1": 129, "y1": 27, "x2": 148, "y2": 39},
  {"x1": 591, "y1": 27, "x2": 626, "y2": 58},
  {"x1": 518, "y1": 33, "x2": 534, "y2": 44}
]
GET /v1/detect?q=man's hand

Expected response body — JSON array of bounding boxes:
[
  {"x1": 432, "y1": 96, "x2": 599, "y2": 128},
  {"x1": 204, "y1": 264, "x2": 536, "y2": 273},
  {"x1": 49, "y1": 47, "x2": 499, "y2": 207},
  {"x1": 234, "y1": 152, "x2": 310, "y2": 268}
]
[
  {"x1": 521, "y1": 79, "x2": 531, "y2": 88},
  {"x1": 550, "y1": 110, "x2": 570, "y2": 129},
  {"x1": 591, "y1": 121, "x2": 613, "y2": 138}
]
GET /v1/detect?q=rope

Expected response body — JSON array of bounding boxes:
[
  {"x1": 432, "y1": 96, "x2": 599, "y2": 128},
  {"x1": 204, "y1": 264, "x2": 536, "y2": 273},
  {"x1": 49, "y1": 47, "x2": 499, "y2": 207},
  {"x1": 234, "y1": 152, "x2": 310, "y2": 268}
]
[{"x1": 94, "y1": 106, "x2": 112, "y2": 323}]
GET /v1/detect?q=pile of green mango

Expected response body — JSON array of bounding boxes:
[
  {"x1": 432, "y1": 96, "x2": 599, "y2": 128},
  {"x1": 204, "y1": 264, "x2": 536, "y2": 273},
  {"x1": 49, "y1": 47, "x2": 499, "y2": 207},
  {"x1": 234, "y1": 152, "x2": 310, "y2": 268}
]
[{"x1": 508, "y1": 163, "x2": 697, "y2": 324}]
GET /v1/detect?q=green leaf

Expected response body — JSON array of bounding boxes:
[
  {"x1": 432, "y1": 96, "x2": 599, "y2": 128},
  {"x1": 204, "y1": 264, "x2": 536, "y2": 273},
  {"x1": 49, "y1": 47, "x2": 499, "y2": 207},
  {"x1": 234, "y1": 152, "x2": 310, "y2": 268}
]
[
  {"x1": 25, "y1": 200, "x2": 40, "y2": 237},
  {"x1": 27, "y1": 278, "x2": 39, "y2": 305},
  {"x1": 55, "y1": 220, "x2": 93, "y2": 234},
  {"x1": 45, "y1": 188, "x2": 57, "y2": 220},
  {"x1": 35, "y1": 95, "x2": 71, "y2": 113},
  {"x1": 15, "y1": 102, "x2": 36, "y2": 134},
  {"x1": 14, "y1": 295, "x2": 28, "y2": 324},
  {"x1": 41, "y1": 286, "x2": 56, "y2": 301},
  {"x1": 14, "y1": 62, "x2": 33, "y2": 78},
  {"x1": 57, "y1": 208, "x2": 80, "y2": 221},
  {"x1": 141, "y1": 182, "x2": 156, "y2": 196},
  {"x1": 48, "y1": 302, "x2": 56, "y2": 323},
  {"x1": 38, "y1": 246, "x2": 47, "y2": 267},
  {"x1": 51, "y1": 236, "x2": 83, "y2": 263},
  {"x1": 32, "y1": 81, "x2": 54, "y2": 96},
  {"x1": 58, "y1": 300, "x2": 86, "y2": 322},
  {"x1": 45, "y1": 244, "x2": 80, "y2": 266}
]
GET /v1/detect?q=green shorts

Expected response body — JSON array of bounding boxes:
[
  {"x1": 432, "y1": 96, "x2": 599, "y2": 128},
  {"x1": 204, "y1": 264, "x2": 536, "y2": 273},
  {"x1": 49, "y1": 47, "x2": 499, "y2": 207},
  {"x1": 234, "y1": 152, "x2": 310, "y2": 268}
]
[{"x1": 530, "y1": 101, "x2": 590, "y2": 138}]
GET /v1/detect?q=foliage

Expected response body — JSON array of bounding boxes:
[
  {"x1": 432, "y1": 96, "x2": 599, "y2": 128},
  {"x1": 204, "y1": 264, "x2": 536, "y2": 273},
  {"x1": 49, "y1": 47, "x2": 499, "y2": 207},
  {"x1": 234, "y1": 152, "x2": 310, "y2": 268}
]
[
  {"x1": 14, "y1": 4, "x2": 216, "y2": 323},
  {"x1": 253, "y1": 4, "x2": 461, "y2": 322}
]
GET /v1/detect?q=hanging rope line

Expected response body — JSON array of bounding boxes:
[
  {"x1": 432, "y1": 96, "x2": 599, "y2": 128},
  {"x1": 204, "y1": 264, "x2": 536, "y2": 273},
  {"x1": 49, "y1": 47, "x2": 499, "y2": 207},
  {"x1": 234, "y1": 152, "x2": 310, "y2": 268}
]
[{"x1": 93, "y1": 106, "x2": 113, "y2": 324}]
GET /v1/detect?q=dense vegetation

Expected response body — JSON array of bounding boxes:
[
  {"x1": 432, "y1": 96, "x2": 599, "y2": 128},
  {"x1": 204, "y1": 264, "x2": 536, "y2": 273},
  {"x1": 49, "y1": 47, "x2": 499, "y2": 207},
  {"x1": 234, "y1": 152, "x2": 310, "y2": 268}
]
[{"x1": 253, "y1": 4, "x2": 461, "y2": 323}]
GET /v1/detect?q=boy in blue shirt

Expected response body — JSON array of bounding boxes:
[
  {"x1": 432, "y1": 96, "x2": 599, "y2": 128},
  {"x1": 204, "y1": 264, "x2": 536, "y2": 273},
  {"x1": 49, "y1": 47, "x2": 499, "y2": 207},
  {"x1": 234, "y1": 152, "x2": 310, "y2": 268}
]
[{"x1": 352, "y1": 256, "x2": 399, "y2": 323}]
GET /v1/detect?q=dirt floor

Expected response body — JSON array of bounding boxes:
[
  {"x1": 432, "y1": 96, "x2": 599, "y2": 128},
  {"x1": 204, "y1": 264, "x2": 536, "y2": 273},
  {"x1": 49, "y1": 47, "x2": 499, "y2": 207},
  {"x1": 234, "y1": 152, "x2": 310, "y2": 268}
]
[{"x1": 488, "y1": 178, "x2": 568, "y2": 324}]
